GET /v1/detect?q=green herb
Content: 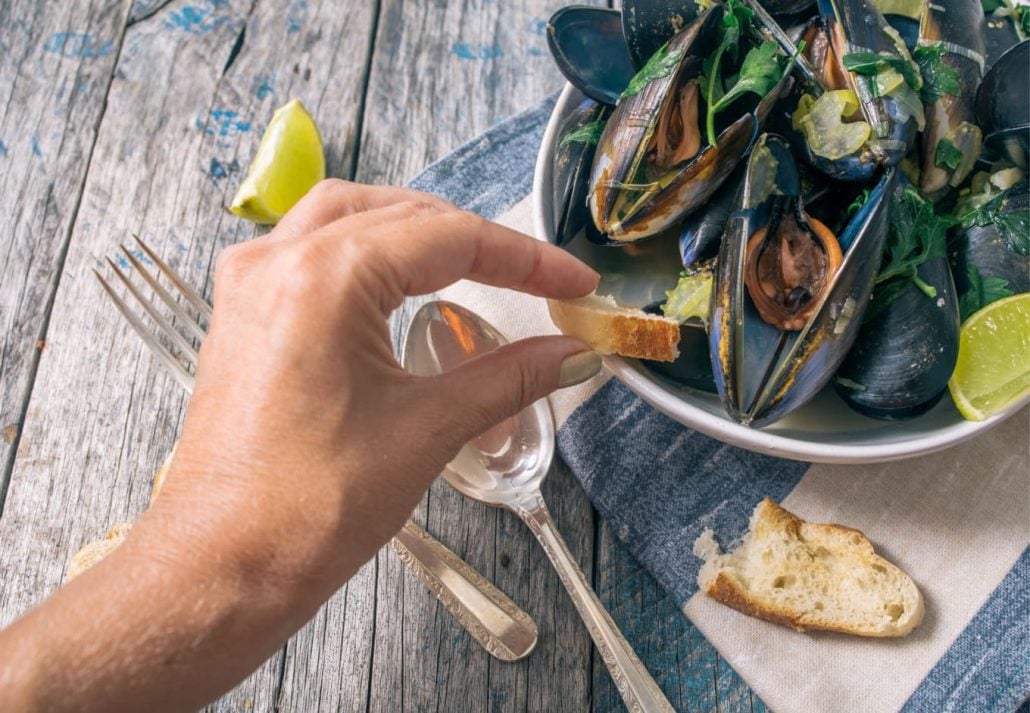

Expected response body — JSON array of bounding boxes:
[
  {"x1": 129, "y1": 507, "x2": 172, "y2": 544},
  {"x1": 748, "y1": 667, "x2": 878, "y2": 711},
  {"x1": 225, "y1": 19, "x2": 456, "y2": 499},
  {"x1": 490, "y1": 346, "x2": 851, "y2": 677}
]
[
  {"x1": 620, "y1": 42, "x2": 684, "y2": 101},
  {"x1": 934, "y1": 137, "x2": 964, "y2": 171},
  {"x1": 958, "y1": 190, "x2": 1030, "y2": 255},
  {"x1": 711, "y1": 42, "x2": 786, "y2": 114},
  {"x1": 959, "y1": 264, "x2": 1014, "y2": 321},
  {"x1": 702, "y1": 0, "x2": 754, "y2": 146},
  {"x1": 864, "y1": 274, "x2": 916, "y2": 322},
  {"x1": 846, "y1": 188, "x2": 871, "y2": 218},
  {"x1": 1018, "y1": 5, "x2": 1030, "y2": 34},
  {"x1": 560, "y1": 120, "x2": 606, "y2": 148},
  {"x1": 842, "y1": 51, "x2": 922, "y2": 92},
  {"x1": 981, "y1": 0, "x2": 1003, "y2": 12},
  {"x1": 663, "y1": 269, "x2": 714, "y2": 324},
  {"x1": 875, "y1": 186, "x2": 954, "y2": 299},
  {"x1": 913, "y1": 43, "x2": 962, "y2": 105}
]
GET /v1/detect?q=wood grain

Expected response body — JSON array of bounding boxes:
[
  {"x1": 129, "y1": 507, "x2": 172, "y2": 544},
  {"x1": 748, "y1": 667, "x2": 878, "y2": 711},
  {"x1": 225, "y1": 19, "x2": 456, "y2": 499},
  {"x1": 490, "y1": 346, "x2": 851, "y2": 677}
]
[
  {"x1": 0, "y1": 0, "x2": 757, "y2": 710},
  {"x1": 0, "y1": 0, "x2": 376, "y2": 709},
  {"x1": 0, "y1": 0, "x2": 131, "y2": 508}
]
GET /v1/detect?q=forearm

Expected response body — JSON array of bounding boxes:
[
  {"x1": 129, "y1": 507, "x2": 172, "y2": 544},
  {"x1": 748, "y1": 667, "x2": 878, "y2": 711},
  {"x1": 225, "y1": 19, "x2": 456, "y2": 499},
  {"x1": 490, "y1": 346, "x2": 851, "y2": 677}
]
[{"x1": 0, "y1": 468, "x2": 361, "y2": 713}]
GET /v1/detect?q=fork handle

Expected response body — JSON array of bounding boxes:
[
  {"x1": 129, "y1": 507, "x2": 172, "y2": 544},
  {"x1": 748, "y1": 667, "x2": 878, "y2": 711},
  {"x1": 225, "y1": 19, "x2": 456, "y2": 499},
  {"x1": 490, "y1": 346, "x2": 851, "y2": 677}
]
[{"x1": 389, "y1": 521, "x2": 538, "y2": 661}]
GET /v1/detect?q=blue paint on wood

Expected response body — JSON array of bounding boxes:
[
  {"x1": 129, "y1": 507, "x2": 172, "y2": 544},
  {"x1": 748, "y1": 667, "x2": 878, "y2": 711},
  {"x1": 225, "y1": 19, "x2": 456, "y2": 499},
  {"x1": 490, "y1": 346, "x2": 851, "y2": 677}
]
[
  {"x1": 43, "y1": 32, "x2": 114, "y2": 59},
  {"x1": 196, "y1": 109, "x2": 252, "y2": 138},
  {"x1": 528, "y1": 18, "x2": 548, "y2": 35},
  {"x1": 208, "y1": 157, "x2": 240, "y2": 182},
  {"x1": 0, "y1": 141, "x2": 7, "y2": 157},
  {"x1": 254, "y1": 72, "x2": 275, "y2": 99},
  {"x1": 451, "y1": 43, "x2": 504, "y2": 60},
  {"x1": 31, "y1": 137, "x2": 42, "y2": 158},
  {"x1": 163, "y1": 4, "x2": 231, "y2": 35},
  {"x1": 286, "y1": 0, "x2": 308, "y2": 32}
]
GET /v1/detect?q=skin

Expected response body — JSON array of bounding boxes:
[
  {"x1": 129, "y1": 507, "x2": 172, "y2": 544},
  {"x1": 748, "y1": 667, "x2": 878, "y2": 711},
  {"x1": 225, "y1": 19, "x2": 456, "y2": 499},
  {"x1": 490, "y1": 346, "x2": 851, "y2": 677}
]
[{"x1": 0, "y1": 180, "x2": 601, "y2": 712}]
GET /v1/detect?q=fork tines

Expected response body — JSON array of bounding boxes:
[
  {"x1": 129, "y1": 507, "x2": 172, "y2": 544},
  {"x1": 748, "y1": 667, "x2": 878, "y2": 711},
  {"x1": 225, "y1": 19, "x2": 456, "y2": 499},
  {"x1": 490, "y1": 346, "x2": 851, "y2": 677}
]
[{"x1": 94, "y1": 236, "x2": 213, "y2": 396}]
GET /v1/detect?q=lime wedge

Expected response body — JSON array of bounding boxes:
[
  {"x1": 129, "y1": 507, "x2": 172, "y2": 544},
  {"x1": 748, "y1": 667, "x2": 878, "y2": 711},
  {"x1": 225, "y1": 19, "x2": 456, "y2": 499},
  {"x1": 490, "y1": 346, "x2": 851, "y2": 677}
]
[
  {"x1": 230, "y1": 99, "x2": 325, "y2": 224},
  {"x1": 948, "y1": 293, "x2": 1030, "y2": 421}
]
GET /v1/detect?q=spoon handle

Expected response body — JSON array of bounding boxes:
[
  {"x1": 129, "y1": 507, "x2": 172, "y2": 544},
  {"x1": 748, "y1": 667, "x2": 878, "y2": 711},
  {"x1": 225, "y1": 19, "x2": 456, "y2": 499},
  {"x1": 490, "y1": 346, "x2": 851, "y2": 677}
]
[
  {"x1": 390, "y1": 521, "x2": 539, "y2": 661},
  {"x1": 515, "y1": 499, "x2": 675, "y2": 713}
]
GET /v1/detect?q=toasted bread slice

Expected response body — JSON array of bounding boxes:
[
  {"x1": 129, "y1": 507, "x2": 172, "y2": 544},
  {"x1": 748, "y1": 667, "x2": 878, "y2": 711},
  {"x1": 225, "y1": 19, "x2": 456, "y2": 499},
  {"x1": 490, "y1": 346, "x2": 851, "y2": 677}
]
[
  {"x1": 694, "y1": 498, "x2": 924, "y2": 636},
  {"x1": 547, "y1": 292, "x2": 681, "y2": 362}
]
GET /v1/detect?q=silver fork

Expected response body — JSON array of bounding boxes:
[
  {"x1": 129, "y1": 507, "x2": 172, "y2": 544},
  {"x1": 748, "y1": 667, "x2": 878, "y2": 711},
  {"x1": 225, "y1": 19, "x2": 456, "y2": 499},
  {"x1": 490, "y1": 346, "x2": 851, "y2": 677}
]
[{"x1": 95, "y1": 236, "x2": 538, "y2": 662}]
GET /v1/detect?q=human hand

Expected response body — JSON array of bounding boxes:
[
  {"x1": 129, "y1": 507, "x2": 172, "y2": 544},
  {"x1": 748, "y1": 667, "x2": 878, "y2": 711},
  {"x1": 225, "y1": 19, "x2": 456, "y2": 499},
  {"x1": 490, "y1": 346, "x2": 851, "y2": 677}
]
[{"x1": 0, "y1": 180, "x2": 600, "y2": 713}]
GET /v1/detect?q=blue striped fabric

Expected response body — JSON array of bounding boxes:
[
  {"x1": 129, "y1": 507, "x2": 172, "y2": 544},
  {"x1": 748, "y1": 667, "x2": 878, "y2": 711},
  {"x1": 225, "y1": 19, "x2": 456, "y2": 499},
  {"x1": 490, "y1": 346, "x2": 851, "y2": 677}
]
[
  {"x1": 407, "y1": 94, "x2": 1029, "y2": 713},
  {"x1": 901, "y1": 547, "x2": 1030, "y2": 712}
]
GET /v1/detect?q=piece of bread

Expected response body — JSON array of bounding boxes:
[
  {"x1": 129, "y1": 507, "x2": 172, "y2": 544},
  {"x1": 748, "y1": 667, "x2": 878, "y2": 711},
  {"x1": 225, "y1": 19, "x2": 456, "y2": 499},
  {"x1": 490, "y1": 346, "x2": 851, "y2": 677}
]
[
  {"x1": 694, "y1": 498, "x2": 924, "y2": 636},
  {"x1": 67, "y1": 522, "x2": 133, "y2": 581},
  {"x1": 547, "y1": 292, "x2": 681, "y2": 362}
]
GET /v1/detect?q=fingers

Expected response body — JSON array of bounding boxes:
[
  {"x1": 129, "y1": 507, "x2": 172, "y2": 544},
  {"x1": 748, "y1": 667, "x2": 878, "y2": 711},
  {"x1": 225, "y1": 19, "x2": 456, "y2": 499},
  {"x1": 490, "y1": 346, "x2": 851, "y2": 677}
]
[
  {"x1": 422, "y1": 336, "x2": 602, "y2": 448},
  {"x1": 346, "y1": 209, "x2": 600, "y2": 311},
  {"x1": 269, "y1": 179, "x2": 453, "y2": 242}
]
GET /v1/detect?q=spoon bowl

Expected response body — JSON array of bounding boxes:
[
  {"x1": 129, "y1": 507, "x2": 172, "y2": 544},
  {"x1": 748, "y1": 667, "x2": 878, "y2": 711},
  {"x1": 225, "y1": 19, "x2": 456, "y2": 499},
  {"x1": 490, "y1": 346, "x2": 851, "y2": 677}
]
[{"x1": 403, "y1": 300, "x2": 675, "y2": 713}]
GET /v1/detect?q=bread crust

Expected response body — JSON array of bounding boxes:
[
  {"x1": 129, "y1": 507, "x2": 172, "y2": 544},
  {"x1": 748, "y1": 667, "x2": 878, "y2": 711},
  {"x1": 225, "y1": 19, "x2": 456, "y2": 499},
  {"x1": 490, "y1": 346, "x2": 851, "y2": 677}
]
[
  {"x1": 698, "y1": 499, "x2": 925, "y2": 637},
  {"x1": 547, "y1": 294, "x2": 681, "y2": 362}
]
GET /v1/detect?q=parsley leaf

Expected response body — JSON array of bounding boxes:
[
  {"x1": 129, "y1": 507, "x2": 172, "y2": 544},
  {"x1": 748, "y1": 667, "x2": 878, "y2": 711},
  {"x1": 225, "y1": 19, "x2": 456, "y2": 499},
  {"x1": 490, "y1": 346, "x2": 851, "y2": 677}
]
[
  {"x1": 843, "y1": 51, "x2": 921, "y2": 92},
  {"x1": 846, "y1": 188, "x2": 871, "y2": 218},
  {"x1": 712, "y1": 41, "x2": 785, "y2": 113},
  {"x1": 935, "y1": 137, "x2": 964, "y2": 171},
  {"x1": 913, "y1": 43, "x2": 961, "y2": 105},
  {"x1": 876, "y1": 186, "x2": 955, "y2": 298},
  {"x1": 981, "y1": 0, "x2": 1003, "y2": 11},
  {"x1": 959, "y1": 264, "x2": 1014, "y2": 321},
  {"x1": 620, "y1": 42, "x2": 685, "y2": 101},
  {"x1": 958, "y1": 189, "x2": 1030, "y2": 255},
  {"x1": 560, "y1": 120, "x2": 606, "y2": 148}
]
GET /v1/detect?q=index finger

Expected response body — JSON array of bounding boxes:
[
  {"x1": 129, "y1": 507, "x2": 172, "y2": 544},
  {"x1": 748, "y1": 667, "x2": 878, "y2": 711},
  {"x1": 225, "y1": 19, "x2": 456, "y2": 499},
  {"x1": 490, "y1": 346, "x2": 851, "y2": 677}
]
[{"x1": 359, "y1": 208, "x2": 600, "y2": 310}]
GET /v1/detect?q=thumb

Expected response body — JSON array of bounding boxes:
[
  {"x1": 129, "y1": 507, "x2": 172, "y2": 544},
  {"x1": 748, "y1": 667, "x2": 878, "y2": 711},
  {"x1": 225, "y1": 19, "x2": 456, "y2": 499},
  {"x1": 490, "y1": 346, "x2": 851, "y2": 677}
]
[{"x1": 427, "y1": 335, "x2": 602, "y2": 445}]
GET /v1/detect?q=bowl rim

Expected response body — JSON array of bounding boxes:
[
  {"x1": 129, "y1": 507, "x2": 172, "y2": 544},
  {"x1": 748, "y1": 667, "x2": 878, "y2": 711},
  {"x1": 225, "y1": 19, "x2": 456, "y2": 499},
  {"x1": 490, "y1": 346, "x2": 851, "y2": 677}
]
[{"x1": 531, "y1": 83, "x2": 1016, "y2": 464}]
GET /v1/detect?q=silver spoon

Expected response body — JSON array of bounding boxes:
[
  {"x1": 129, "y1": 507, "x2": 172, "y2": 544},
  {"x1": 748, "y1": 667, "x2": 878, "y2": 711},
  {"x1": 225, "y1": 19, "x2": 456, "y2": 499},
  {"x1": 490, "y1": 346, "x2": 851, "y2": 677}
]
[{"x1": 403, "y1": 300, "x2": 674, "y2": 713}]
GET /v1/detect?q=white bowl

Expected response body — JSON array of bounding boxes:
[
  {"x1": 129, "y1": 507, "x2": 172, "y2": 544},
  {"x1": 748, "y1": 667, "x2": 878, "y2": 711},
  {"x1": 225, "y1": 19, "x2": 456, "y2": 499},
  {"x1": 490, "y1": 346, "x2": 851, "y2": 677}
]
[{"x1": 532, "y1": 84, "x2": 1017, "y2": 464}]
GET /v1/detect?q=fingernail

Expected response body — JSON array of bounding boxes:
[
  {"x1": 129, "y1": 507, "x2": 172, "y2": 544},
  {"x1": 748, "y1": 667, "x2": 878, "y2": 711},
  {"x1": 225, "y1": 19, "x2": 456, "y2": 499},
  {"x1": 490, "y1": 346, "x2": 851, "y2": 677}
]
[{"x1": 557, "y1": 350, "x2": 603, "y2": 388}]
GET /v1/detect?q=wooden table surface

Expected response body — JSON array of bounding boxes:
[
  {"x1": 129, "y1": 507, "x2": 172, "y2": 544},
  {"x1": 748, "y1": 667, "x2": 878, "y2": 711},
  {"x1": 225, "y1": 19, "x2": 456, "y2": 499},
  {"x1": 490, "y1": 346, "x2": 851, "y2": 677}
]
[{"x1": 0, "y1": 1, "x2": 765, "y2": 710}]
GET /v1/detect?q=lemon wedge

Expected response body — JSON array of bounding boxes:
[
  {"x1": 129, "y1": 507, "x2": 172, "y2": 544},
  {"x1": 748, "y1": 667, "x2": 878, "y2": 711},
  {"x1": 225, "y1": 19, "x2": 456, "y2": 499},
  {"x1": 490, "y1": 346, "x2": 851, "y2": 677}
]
[
  {"x1": 948, "y1": 293, "x2": 1030, "y2": 421},
  {"x1": 230, "y1": 99, "x2": 325, "y2": 224}
]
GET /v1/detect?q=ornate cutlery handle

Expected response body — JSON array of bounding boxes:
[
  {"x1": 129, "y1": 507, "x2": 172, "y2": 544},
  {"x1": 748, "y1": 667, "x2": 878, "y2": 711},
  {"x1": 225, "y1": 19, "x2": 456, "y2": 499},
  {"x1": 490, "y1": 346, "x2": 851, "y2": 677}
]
[
  {"x1": 515, "y1": 498, "x2": 675, "y2": 713},
  {"x1": 390, "y1": 521, "x2": 538, "y2": 662}
]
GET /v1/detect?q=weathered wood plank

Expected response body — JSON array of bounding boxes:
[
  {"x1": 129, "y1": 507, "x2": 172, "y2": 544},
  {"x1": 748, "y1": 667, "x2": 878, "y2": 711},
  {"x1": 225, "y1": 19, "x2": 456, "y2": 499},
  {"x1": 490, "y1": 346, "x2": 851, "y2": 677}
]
[
  {"x1": 0, "y1": 0, "x2": 376, "y2": 710},
  {"x1": 593, "y1": 519, "x2": 765, "y2": 712},
  {"x1": 277, "y1": 1, "x2": 603, "y2": 711},
  {"x1": 0, "y1": 0, "x2": 131, "y2": 508}
]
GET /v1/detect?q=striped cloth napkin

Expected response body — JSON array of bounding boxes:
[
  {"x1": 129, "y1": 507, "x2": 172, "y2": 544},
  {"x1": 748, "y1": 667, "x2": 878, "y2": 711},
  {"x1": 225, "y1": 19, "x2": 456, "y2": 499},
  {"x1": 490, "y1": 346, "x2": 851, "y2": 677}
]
[{"x1": 408, "y1": 95, "x2": 1030, "y2": 713}]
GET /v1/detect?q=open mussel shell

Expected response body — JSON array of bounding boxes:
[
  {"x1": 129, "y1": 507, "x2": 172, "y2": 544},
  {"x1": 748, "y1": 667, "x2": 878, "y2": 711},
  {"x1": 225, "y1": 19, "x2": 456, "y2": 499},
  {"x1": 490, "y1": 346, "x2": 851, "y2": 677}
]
[
  {"x1": 952, "y1": 181, "x2": 1030, "y2": 297},
  {"x1": 589, "y1": 6, "x2": 791, "y2": 243},
  {"x1": 621, "y1": 0, "x2": 700, "y2": 69},
  {"x1": 983, "y1": 12, "x2": 1022, "y2": 70},
  {"x1": 919, "y1": 0, "x2": 986, "y2": 195},
  {"x1": 679, "y1": 166, "x2": 744, "y2": 266},
  {"x1": 710, "y1": 134, "x2": 895, "y2": 427},
  {"x1": 547, "y1": 6, "x2": 636, "y2": 106},
  {"x1": 835, "y1": 256, "x2": 960, "y2": 420},
  {"x1": 551, "y1": 92, "x2": 608, "y2": 247}
]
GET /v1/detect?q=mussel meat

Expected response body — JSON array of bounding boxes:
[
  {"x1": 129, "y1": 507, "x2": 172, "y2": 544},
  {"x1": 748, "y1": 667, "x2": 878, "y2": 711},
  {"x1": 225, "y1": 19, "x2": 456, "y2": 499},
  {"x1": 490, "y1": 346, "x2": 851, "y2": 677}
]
[{"x1": 709, "y1": 134, "x2": 894, "y2": 426}]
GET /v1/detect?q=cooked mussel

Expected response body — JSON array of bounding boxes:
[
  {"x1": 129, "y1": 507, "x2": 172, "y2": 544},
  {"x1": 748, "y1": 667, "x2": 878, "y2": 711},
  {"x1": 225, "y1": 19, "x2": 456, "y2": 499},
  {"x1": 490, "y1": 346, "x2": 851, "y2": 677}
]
[
  {"x1": 710, "y1": 134, "x2": 894, "y2": 426},
  {"x1": 588, "y1": 6, "x2": 792, "y2": 243},
  {"x1": 679, "y1": 166, "x2": 743, "y2": 266},
  {"x1": 835, "y1": 256, "x2": 960, "y2": 420},
  {"x1": 547, "y1": 6, "x2": 637, "y2": 106},
  {"x1": 918, "y1": 0, "x2": 986, "y2": 195},
  {"x1": 952, "y1": 178, "x2": 1030, "y2": 309},
  {"x1": 780, "y1": 0, "x2": 925, "y2": 181},
  {"x1": 551, "y1": 92, "x2": 609, "y2": 246}
]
